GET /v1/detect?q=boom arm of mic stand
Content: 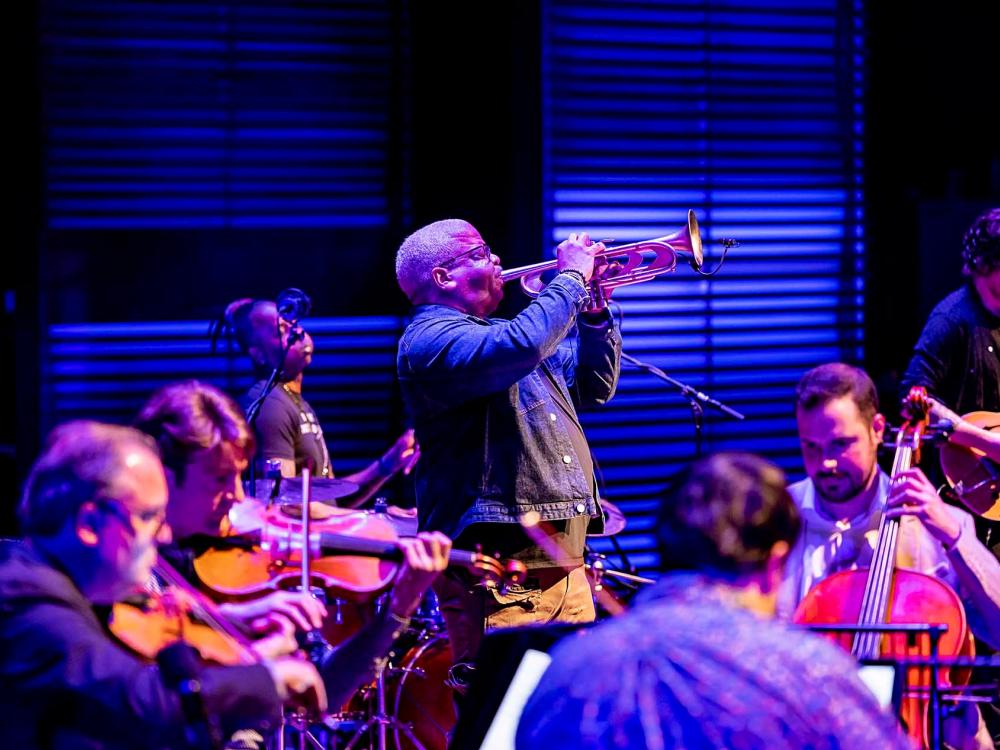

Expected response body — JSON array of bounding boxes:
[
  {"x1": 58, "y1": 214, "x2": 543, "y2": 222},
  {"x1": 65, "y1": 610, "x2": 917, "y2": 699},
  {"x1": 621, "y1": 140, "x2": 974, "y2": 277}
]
[{"x1": 620, "y1": 352, "x2": 745, "y2": 421}]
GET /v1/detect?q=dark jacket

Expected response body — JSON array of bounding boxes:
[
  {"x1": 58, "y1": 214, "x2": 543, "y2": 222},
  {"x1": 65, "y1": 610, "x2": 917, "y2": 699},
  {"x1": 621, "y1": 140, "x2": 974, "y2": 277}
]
[
  {"x1": 397, "y1": 274, "x2": 621, "y2": 538},
  {"x1": 901, "y1": 284, "x2": 1000, "y2": 414},
  {"x1": 0, "y1": 540, "x2": 281, "y2": 749}
]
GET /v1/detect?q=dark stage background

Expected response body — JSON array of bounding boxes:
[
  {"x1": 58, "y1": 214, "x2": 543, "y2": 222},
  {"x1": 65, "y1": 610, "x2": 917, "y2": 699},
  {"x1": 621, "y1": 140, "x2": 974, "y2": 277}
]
[{"x1": 8, "y1": 2, "x2": 1000, "y2": 565}]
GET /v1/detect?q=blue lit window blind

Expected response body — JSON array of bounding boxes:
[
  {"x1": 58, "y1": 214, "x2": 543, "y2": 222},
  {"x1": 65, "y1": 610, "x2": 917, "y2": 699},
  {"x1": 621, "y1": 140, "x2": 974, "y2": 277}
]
[
  {"x1": 42, "y1": 318, "x2": 404, "y2": 474},
  {"x1": 542, "y1": 0, "x2": 865, "y2": 571},
  {"x1": 41, "y1": 1, "x2": 396, "y2": 229}
]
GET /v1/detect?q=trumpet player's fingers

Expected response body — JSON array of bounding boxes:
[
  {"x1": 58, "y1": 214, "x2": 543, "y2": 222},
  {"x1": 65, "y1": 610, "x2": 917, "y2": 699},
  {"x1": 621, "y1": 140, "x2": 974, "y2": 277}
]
[{"x1": 597, "y1": 259, "x2": 622, "y2": 278}]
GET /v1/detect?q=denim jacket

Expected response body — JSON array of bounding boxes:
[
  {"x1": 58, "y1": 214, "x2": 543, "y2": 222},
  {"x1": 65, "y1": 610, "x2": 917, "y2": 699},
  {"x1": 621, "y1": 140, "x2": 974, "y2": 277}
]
[{"x1": 397, "y1": 274, "x2": 621, "y2": 539}]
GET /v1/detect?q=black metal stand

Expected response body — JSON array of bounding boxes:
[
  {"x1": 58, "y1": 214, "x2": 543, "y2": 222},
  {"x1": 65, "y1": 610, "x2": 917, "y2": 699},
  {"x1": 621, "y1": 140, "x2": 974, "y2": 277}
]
[
  {"x1": 244, "y1": 327, "x2": 305, "y2": 497},
  {"x1": 620, "y1": 351, "x2": 744, "y2": 458},
  {"x1": 342, "y1": 657, "x2": 428, "y2": 750},
  {"x1": 806, "y1": 622, "x2": 948, "y2": 749}
]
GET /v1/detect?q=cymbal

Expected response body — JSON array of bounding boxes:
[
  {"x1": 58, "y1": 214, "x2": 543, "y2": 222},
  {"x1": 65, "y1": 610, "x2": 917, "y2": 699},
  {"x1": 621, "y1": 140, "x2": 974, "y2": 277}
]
[
  {"x1": 228, "y1": 497, "x2": 385, "y2": 535},
  {"x1": 589, "y1": 499, "x2": 626, "y2": 537},
  {"x1": 247, "y1": 476, "x2": 359, "y2": 506},
  {"x1": 375, "y1": 505, "x2": 418, "y2": 537}
]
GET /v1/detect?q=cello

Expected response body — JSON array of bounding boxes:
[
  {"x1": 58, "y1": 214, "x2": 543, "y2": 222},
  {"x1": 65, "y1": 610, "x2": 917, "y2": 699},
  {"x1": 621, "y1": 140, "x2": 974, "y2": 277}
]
[{"x1": 793, "y1": 387, "x2": 974, "y2": 749}]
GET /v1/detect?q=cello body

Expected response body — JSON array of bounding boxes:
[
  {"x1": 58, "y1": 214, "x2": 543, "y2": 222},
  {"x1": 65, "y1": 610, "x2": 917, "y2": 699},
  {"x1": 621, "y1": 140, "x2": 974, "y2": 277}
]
[{"x1": 793, "y1": 567, "x2": 974, "y2": 746}]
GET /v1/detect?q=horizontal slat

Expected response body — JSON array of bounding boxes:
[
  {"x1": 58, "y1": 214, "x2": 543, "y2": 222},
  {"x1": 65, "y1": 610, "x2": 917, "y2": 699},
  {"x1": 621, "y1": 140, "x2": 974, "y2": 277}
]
[
  {"x1": 42, "y1": 317, "x2": 405, "y2": 475},
  {"x1": 42, "y1": 0, "x2": 395, "y2": 229}
]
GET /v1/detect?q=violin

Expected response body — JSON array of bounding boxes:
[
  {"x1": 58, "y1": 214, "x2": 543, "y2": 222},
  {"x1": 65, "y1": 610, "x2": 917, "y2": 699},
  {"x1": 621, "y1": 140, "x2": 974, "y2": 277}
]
[
  {"x1": 110, "y1": 554, "x2": 258, "y2": 666},
  {"x1": 939, "y1": 410, "x2": 1000, "y2": 520},
  {"x1": 192, "y1": 500, "x2": 526, "y2": 602},
  {"x1": 793, "y1": 387, "x2": 974, "y2": 749}
]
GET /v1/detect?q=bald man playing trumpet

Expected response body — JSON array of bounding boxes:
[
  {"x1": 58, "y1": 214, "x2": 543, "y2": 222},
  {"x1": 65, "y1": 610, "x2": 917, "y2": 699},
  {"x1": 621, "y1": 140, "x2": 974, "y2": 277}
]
[{"x1": 393, "y1": 219, "x2": 622, "y2": 680}]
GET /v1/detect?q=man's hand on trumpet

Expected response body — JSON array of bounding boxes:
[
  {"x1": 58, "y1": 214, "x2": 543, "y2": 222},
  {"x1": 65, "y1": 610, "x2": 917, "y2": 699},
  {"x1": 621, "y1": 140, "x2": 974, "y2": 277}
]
[
  {"x1": 557, "y1": 232, "x2": 622, "y2": 311},
  {"x1": 556, "y1": 232, "x2": 604, "y2": 283}
]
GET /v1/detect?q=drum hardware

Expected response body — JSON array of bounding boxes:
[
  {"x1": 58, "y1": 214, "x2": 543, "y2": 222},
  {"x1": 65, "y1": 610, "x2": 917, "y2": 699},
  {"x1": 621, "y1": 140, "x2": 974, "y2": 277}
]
[
  {"x1": 342, "y1": 655, "x2": 429, "y2": 750},
  {"x1": 275, "y1": 468, "x2": 329, "y2": 750},
  {"x1": 409, "y1": 588, "x2": 443, "y2": 633},
  {"x1": 584, "y1": 551, "x2": 655, "y2": 592},
  {"x1": 339, "y1": 619, "x2": 454, "y2": 750},
  {"x1": 444, "y1": 661, "x2": 476, "y2": 695},
  {"x1": 329, "y1": 597, "x2": 345, "y2": 626},
  {"x1": 587, "y1": 499, "x2": 627, "y2": 537}
]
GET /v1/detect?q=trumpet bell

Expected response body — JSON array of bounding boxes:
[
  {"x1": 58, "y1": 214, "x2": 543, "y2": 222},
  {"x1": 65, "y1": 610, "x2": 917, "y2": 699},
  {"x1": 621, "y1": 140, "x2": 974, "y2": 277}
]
[{"x1": 680, "y1": 209, "x2": 704, "y2": 269}]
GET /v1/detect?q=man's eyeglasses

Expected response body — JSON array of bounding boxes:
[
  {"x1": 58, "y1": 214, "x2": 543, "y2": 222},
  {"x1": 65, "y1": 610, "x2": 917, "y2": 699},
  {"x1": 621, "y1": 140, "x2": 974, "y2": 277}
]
[
  {"x1": 439, "y1": 244, "x2": 493, "y2": 270},
  {"x1": 97, "y1": 497, "x2": 168, "y2": 539}
]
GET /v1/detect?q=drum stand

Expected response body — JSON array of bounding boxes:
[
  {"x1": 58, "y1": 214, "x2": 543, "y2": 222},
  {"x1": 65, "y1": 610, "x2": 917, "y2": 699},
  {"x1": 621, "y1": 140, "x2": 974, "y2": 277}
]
[
  {"x1": 585, "y1": 550, "x2": 655, "y2": 590},
  {"x1": 343, "y1": 657, "x2": 428, "y2": 750},
  {"x1": 271, "y1": 467, "x2": 335, "y2": 750},
  {"x1": 274, "y1": 711, "x2": 325, "y2": 750}
]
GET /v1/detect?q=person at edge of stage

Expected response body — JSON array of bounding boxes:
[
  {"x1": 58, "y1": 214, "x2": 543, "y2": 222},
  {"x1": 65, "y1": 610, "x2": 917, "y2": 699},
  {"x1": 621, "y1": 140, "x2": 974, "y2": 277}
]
[
  {"x1": 900, "y1": 207, "x2": 1000, "y2": 552},
  {"x1": 898, "y1": 208, "x2": 1000, "y2": 743},
  {"x1": 517, "y1": 452, "x2": 912, "y2": 750},
  {"x1": 901, "y1": 207, "x2": 1000, "y2": 418},
  {"x1": 394, "y1": 219, "x2": 621, "y2": 676},
  {"x1": 779, "y1": 362, "x2": 1000, "y2": 750}
]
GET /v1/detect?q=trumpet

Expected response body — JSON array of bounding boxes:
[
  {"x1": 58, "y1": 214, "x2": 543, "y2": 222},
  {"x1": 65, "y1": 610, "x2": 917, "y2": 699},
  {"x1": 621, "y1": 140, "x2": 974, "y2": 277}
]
[{"x1": 501, "y1": 210, "x2": 728, "y2": 301}]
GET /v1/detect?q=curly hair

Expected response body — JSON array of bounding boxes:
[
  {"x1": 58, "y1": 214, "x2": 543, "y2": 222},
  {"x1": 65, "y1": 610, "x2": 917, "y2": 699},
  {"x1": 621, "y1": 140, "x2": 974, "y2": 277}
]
[
  {"x1": 656, "y1": 452, "x2": 800, "y2": 577},
  {"x1": 961, "y1": 208, "x2": 1000, "y2": 277}
]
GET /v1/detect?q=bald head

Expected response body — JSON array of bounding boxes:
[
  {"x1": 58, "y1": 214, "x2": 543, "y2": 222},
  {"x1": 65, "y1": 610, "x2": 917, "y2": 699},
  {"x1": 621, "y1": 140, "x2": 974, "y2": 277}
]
[{"x1": 395, "y1": 219, "x2": 482, "y2": 303}]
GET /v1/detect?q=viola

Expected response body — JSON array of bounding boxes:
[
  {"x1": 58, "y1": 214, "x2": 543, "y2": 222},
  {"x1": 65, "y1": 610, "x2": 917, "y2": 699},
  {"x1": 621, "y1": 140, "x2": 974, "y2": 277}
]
[
  {"x1": 939, "y1": 410, "x2": 1000, "y2": 520},
  {"x1": 110, "y1": 554, "x2": 258, "y2": 665},
  {"x1": 793, "y1": 387, "x2": 974, "y2": 749}
]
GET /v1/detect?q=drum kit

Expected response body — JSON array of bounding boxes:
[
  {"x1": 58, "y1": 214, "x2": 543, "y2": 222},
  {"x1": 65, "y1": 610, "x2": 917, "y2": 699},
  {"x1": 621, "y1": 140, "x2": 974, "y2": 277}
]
[{"x1": 233, "y1": 478, "x2": 641, "y2": 750}]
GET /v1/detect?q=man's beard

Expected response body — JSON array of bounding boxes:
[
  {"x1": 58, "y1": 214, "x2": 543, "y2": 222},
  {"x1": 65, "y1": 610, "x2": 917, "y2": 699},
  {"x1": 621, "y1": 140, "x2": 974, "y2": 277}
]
[{"x1": 813, "y1": 463, "x2": 876, "y2": 505}]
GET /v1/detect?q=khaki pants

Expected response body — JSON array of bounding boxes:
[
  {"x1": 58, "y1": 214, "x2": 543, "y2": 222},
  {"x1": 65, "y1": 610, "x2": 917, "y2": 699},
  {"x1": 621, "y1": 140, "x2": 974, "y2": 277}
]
[{"x1": 433, "y1": 565, "x2": 595, "y2": 665}]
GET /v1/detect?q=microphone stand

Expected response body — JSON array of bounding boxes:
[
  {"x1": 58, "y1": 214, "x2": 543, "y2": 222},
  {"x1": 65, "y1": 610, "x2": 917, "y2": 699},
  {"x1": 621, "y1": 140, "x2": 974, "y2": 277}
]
[
  {"x1": 245, "y1": 325, "x2": 304, "y2": 498},
  {"x1": 620, "y1": 351, "x2": 744, "y2": 458}
]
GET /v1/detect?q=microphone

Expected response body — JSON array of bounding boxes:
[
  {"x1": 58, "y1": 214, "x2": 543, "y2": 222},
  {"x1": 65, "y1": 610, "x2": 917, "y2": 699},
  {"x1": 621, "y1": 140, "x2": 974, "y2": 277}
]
[
  {"x1": 275, "y1": 288, "x2": 312, "y2": 324},
  {"x1": 286, "y1": 324, "x2": 307, "y2": 345},
  {"x1": 156, "y1": 642, "x2": 218, "y2": 748}
]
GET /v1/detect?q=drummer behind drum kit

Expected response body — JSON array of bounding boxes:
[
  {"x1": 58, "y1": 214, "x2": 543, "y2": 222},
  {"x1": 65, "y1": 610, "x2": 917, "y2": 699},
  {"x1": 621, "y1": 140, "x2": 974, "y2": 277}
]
[{"x1": 234, "y1": 476, "x2": 644, "y2": 749}]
